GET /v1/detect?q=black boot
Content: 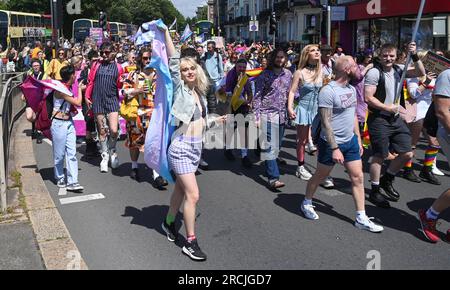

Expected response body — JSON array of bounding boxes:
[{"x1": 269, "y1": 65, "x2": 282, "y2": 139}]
[
  {"x1": 224, "y1": 149, "x2": 235, "y2": 161},
  {"x1": 380, "y1": 174, "x2": 400, "y2": 202},
  {"x1": 368, "y1": 188, "x2": 391, "y2": 209},
  {"x1": 402, "y1": 168, "x2": 421, "y2": 183},
  {"x1": 419, "y1": 166, "x2": 441, "y2": 185},
  {"x1": 130, "y1": 168, "x2": 140, "y2": 182},
  {"x1": 85, "y1": 141, "x2": 98, "y2": 158}
]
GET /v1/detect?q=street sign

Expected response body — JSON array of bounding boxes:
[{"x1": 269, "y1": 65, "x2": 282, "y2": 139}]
[
  {"x1": 331, "y1": 6, "x2": 346, "y2": 21},
  {"x1": 249, "y1": 20, "x2": 259, "y2": 32}
]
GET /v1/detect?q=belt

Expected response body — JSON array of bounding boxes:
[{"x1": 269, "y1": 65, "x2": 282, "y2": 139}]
[{"x1": 53, "y1": 117, "x2": 71, "y2": 121}]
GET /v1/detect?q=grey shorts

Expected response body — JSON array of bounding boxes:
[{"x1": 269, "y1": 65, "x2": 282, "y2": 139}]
[
  {"x1": 367, "y1": 114, "x2": 412, "y2": 158},
  {"x1": 168, "y1": 136, "x2": 203, "y2": 175}
]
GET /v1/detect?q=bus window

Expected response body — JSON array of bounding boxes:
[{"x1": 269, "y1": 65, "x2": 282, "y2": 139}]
[
  {"x1": 0, "y1": 11, "x2": 8, "y2": 48},
  {"x1": 18, "y1": 15, "x2": 25, "y2": 27},
  {"x1": 26, "y1": 16, "x2": 33, "y2": 27},
  {"x1": 34, "y1": 16, "x2": 41, "y2": 27},
  {"x1": 11, "y1": 14, "x2": 18, "y2": 27}
]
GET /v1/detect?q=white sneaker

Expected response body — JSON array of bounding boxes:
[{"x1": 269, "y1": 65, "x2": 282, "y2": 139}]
[
  {"x1": 66, "y1": 183, "x2": 84, "y2": 192},
  {"x1": 301, "y1": 203, "x2": 319, "y2": 220},
  {"x1": 296, "y1": 165, "x2": 312, "y2": 181},
  {"x1": 355, "y1": 216, "x2": 384, "y2": 233},
  {"x1": 432, "y1": 160, "x2": 445, "y2": 176},
  {"x1": 100, "y1": 152, "x2": 109, "y2": 173},
  {"x1": 306, "y1": 143, "x2": 317, "y2": 154},
  {"x1": 110, "y1": 151, "x2": 119, "y2": 169},
  {"x1": 200, "y1": 159, "x2": 209, "y2": 167},
  {"x1": 321, "y1": 176, "x2": 335, "y2": 189}
]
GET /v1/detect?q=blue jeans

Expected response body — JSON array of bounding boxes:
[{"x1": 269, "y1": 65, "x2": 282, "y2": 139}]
[
  {"x1": 261, "y1": 118, "x2": 285, "y2": 183},
  {"x1": 51, "y1": 119, "x2": 79, "y2": 185}
]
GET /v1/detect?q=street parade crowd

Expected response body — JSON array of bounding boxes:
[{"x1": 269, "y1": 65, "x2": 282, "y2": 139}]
[{"x1": 5, "y1": 21, "x2": 450, "y2": 261}]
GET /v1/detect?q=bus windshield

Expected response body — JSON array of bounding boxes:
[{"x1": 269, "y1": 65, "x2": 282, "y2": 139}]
[
  {"x1": 73, "y1": 19, "x2": 93, "y2": 42},
  {"x1": 0, "y1": 11, "x2": 8, "y2": 48}
]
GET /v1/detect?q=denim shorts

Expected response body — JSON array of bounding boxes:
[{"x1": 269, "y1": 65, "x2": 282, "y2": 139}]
[{"x1": 318, "y1": 134, "x2": 361, "y2": 166}]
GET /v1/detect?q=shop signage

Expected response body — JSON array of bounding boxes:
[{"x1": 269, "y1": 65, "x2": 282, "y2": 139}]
[
  {"x1": 347, "y1": 0, "x2": 450, "y2": 21},
  {"x1": 422, "y1": 51, "x2": 450, "y2": 75},
  {"x1": 9, "y1": 27, "x2": 23, "y2": 38}
]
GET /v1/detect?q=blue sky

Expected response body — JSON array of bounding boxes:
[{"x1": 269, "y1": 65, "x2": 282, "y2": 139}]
[{"x1": 171, "y1": 0, "x2": 207, "y2": 18}]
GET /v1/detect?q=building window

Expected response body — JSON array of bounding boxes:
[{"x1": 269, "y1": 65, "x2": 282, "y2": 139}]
[
  {"x1": 371, "y1": 18, "x2": 399, "y2": 50},
  {"x1": 356, "y1": 20, "x2": 370, "y2": 52},
  {"x1": 400, "y1": 17, "x2": 433, "y2": 50}
]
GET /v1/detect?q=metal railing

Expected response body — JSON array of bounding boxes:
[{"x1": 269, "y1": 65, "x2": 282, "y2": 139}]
[{"x1": 0, "y1": 72, "x2": 26, "y2": 212}]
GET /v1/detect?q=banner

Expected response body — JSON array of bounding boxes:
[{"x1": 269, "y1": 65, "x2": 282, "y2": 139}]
[
  {"x1": 422, "y1": 51, "x2": 450, "y2": 75},
  {"x1": 90, "y1": 28, "x2": 104, "y2": 47}
]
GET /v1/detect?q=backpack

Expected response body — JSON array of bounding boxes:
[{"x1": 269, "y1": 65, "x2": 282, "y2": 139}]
[{"x1": 34, "y1": 91, "x2": 64, "y2": 139}]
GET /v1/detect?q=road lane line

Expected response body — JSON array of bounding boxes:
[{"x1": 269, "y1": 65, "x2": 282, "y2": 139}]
[
  {"x1": 59, "y1": 193, "x2": 105, "y2": 205},
  {"x1": 58, "y1": 187, "x2": 67, "y2": 196}
]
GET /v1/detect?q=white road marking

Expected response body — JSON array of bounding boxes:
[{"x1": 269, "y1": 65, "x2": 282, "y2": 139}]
[
  {"x1": 59, "y1": 193, "x2": 105, "y2": 205},
  {"x1": 58, "y1": 187, "x2": 67, "y2": 196}
]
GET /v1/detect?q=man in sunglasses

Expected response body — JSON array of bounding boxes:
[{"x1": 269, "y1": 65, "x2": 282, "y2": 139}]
[{"x1": 85, "y1": 42, "x2": 124, "y2": 173}]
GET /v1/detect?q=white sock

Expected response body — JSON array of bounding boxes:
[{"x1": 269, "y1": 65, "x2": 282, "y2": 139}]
[
  {"x1": 132, "y1": 161, "x2": 138, "y2": 169},
  {"x1": 356, "y1": 211, "x2": 366, "y2": 221},
  {"x1": 153, "y1": 170, "x2": 160, "y2": 178},
  {"x1": 303, "y1": 198, "x2": 313, "y2": 206}
]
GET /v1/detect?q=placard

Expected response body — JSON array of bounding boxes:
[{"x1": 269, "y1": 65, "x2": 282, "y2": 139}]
[{"x1": 422, "y1": 51, "x2": 450, "y2": 75}]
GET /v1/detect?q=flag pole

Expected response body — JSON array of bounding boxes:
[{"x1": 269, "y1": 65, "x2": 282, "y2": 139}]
[{"x1": 395, "y1": 0, "x2": 426, "y2": 114}]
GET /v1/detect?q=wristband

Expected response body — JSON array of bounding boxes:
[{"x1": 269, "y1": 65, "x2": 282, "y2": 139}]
[{"x1": 411, "y1": 54, "x2": 419, "y2": 62}]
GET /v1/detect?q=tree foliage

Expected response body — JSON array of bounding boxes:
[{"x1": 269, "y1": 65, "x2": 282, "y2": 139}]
[{"x1": 5, "y1": 0, "x2": 186, "y2": 38}]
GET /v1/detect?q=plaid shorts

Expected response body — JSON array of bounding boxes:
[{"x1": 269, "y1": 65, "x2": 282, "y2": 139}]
[{"x1": 168, "y1": 136, "x2": 203, "y2": 175}]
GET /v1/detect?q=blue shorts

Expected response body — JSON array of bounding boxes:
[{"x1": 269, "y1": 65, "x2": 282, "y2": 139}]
[{"x1": 318, "y1": 134, "x2": 361, "y2": 166}]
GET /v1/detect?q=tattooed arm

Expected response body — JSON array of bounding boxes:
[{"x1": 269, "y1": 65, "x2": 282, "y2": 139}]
[{"x1": 320, "y1": 107, "x2": 344, "y2": 165}]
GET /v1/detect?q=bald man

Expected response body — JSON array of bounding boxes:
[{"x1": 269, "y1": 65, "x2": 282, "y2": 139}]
[{"x1": 300, "y1": 56, "x2": 384, "y2": 233}]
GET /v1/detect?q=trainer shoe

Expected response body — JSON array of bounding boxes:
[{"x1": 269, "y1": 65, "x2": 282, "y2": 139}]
[
  {"x1": 224, "y1": 149, "x2": 235, "y2": 161},
  {"x1": 296, "y1": 165, "x2": 312, "y2": 181},
  {"x1": 306, "y1": 143, "x2": 317, "y2": 155},
  {"x1": 100, "y1": 152, "x2": 109, "y2": 173},
  {"x1": 56, "y1": 179, "x2": 66, "y2": 188},
  {"x1": 130, "y1": 168, "x2": 140, "y2": 182},
  {"x1": 161, "y1": 221, "x2": 178, "y2": 242},
  {"x1": 182, "y1": 239, "x2": 207, "y2": 261},
  {"x1": 355, "y1": 216, "x2": 384, "y2": 233},
  {"x1": 199, "y1": 159, "x2": 209, "y2": 170},
  {"x1": 301, "y1": 203, "x2": 319, "y2": 220},
  {"x1": 321, "y1": 176, "x2": 335, "y2": 189},
  {"x1": 110, "y1": 150, "x2": 119, "y2": 169},
  {"x1": 241, "y1": 156, "x2": 253, "y2": 169},
  {"x1": 417, "y1": 209, "x2": 440, "y2": 243},
  {"x1": 66, "y1": 183, "x2": 84, "y2": 192},
  {"x1": 432, "y1": 160, "x2": 445, "y2": 176}
]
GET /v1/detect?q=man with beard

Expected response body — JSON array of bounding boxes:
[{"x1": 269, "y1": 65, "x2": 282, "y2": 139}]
[{"x1": 300, "y1": 56, "x2": 384, "y2": 233}]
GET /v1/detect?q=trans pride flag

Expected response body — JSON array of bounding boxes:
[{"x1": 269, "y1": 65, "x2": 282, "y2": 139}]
[{"x1": 143, "y1": 19, "x2": 175, "y2": 183}]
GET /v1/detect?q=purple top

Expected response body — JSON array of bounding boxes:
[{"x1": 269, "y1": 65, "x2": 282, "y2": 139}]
[
  {"x1": 350, "y1": 64, "x2": 368, "y2": 123},
  {"x1": 253, "y1": 68, "x2": 293, "y2": 124},
  {"x1": 225, "y1": 67, "x2": 252, "y2": 96}
]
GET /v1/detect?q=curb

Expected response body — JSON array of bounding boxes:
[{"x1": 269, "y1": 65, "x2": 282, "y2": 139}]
[{"x1": 13, "y1": 115, "x2": 88, "y2": 270}]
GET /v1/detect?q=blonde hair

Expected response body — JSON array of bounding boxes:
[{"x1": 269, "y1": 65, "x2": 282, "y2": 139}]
[
  {"x1": 70, "y1": 55, "x2": 82, "y2": 65},
  {"x1": 180, "y1": 57, "x2": 210, "y2": 97},
  {"x1": 298, "y1": 44, "x2": 322, "y2": 83}
]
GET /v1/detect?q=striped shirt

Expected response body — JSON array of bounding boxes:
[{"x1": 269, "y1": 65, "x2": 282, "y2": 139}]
[{"x1": 92, "y1": 61, "x2": 119, "y2": 114}]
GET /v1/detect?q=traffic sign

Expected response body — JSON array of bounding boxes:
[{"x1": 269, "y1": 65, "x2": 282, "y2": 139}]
[{"x1": 249, "y1": 21, "x2": 259, "y2": 32}]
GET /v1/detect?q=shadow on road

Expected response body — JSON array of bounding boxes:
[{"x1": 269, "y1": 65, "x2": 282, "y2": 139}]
[{"x1": 121, "y1": 205, "x2": 187, "y2": 248}]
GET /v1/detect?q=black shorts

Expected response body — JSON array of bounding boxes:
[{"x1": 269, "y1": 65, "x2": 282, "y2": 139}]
[{"x1": 367, "y1": 114, "x2": 412, "y2": 158}]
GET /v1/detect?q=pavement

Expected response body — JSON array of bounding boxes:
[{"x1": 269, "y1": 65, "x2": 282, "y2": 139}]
[{"x1": 29, "y1": 122, "x2": 450, "y2": 270}]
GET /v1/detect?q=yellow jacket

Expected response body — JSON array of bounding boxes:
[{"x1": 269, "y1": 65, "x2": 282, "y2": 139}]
[{"x1": 46, "y1": 59, "x2": 68, "y2": 80}]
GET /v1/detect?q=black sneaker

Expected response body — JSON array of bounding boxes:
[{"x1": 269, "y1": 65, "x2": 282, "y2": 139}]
[
  {"x1": 182, "y1": 239, "x2": 207, "y2": 261},
  {"x1": 85, "y1": 142, "x2": 99, "y2": 158},
  {"x1": 161, "y1": 221, "x2": 177, "y2": 242},
  {"x1": 368, "y1": 189, "x2": 391, "y2": 209},
  {"x1": 402, "y1": 169, "x2": 421, "y2": 183},
  {"x1": 224, "y1": 150, "x2": 235, "y2": 161},
  {"x1": 419, "y1": 166, "x2": 441, "y2": 185},
  {"x1": 130, "y1": 168, "x2": 140, "y2": 182},
  {"x1": 380, "y1": 175, "x2": 400, "y2": 202},
  {"x1": 153, "y1": 176, "x2": 167, "y2": 190},
  {"x1": 241, "y1": 156, "x2": 253, "y2": 168}
]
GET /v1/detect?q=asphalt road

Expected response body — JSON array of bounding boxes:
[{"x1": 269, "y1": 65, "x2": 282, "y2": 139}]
[{"x1": 33, "y1": 129, "x2": 450, "y2": 270}]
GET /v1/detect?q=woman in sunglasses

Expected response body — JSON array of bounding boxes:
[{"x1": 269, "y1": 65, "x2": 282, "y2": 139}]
[
  {"x1": 121, "y1": 46, "x2": 168, "y2": 188},
  {"x1": 85, "y1": 42, "x2": 124, "y2": 173},
  {"x1": 46, "y1": 48, "x2": 69, "y2": 80}
]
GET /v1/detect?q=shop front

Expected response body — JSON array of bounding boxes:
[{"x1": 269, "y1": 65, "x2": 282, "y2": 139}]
[{"x1": 340, "y1": 0, "x2": 450, "y2": 55}]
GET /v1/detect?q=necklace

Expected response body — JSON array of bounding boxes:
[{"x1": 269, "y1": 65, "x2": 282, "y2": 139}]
[{"x1": 306, "y1": 63, "x2": 316, "y2": 71}]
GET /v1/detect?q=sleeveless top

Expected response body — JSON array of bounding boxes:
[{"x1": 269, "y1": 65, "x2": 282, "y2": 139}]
[
  {"x1": 294, "y1": 71, "x2": 322, "y2": 126},
  {"x1": 53, "y1": 96, "x2": 70, "y2": 114}
]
